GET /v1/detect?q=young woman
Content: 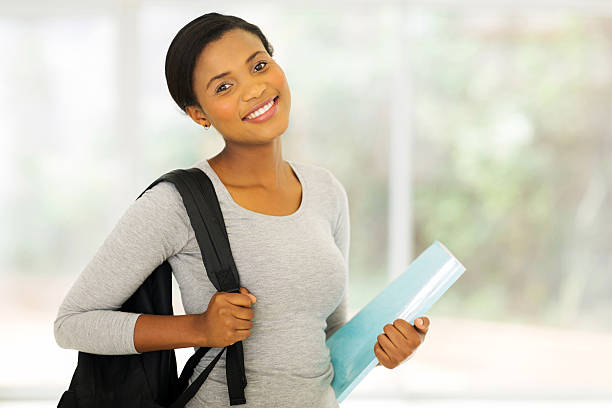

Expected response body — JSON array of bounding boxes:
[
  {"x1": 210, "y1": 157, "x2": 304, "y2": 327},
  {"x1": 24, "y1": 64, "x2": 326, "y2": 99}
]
[{"x1": 54, "y1": 12, "x2": 430, "y2": 407}]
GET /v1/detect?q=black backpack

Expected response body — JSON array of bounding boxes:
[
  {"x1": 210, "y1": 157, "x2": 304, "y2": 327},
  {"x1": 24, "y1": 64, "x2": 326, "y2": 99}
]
[{"x1": 58, "y1": 167, "x2": 248, "y2": 407}]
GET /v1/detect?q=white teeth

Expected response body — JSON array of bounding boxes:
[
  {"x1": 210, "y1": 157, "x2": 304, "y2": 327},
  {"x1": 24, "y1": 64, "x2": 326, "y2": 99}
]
[{"x1": 245, "y1": 98, "x2": 275, "y2": 119}]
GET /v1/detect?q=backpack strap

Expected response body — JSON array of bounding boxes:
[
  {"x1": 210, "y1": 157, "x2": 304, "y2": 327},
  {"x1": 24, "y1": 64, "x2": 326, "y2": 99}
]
[
  {"x1": 138, "y1": 168, "x2": 247, "y2": 406},
  {"x1": 182, "y1": 168, "x2": 248, "y2": 405},
  {"x1": 137, "y1": 168, "x2": 240, "y2": 292}
]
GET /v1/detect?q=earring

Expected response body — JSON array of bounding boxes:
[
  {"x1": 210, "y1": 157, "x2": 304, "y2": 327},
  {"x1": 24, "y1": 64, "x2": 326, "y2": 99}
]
[{"x1": 204, "y1": 123, "x2": 210, "y2": 130}]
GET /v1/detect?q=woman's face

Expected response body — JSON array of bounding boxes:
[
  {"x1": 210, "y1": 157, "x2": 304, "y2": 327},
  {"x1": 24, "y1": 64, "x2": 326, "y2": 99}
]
[{"x1": 187, "y1": 29, "x2": 291, "y2": 144}]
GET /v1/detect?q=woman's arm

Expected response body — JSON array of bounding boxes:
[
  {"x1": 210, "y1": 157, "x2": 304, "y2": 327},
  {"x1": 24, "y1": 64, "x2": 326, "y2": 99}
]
[
  {"x1": 54, "y1": 181, "x2": 191, "y2": 355},
  {"x1": 325, "y1": 172, "x2": 351, "y2": 341},
  {"x1": 133, "y1": 314, "x2": 204, "y2": 353}
]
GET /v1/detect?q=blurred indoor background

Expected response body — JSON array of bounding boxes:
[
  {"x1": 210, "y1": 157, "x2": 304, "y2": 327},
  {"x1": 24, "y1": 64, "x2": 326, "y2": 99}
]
[{"x1": 1, "y1": 0, "x2": 611, "y2": 407}]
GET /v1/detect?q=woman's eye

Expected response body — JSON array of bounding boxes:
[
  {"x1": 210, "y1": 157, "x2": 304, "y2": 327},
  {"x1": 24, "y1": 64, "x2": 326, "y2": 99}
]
[
  {"x1": 254, "y1": 61, "x2": 267, "y2": 71},
  {"x1": 216, "y1": 83, "x2": 230, "y2": 93}
]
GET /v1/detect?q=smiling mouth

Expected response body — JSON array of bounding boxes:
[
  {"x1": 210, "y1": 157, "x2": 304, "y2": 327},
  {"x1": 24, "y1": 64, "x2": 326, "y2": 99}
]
[{"x1": 242, "y1": 95, "x2": 279, "y2": 120}]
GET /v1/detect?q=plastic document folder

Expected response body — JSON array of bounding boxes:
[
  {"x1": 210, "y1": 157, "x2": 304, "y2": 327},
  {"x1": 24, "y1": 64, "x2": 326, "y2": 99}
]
[{"x1": 326, "y1": 241, "x2": 465, "y2": 403}]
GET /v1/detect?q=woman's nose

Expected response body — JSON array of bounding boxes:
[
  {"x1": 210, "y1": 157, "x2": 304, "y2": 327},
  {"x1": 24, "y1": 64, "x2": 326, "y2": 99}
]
[{"x1": 243, "y1": 83, "x2": 267, "y2": 101}]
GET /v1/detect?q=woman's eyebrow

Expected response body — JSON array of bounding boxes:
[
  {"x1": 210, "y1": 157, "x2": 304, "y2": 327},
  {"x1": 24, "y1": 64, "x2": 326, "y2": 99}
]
[{"x1": 206, "y1": 50, "x2": 266, "y2": 90}]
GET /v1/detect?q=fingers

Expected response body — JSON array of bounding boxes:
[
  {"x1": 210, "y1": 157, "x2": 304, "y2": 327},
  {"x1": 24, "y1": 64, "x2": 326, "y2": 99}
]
[
  {"x1": 391, "y1": 318, "x2": 426, "y2": 346},
  {"x1": 232, "y1": 318, "x2": 254, "y2": 330},
  {"x1": 413, "y1": 316, "x2": 430, "y2": 336},
  {"x1": 239, "y1": 287, "x2": 257, "y2": 304},
  {"x1": 377, "y1": 332, "x2": 402, "y2": 363},
  {"x1": 383, "y1": 323, "x2": 410, "y2": 349},
  {"x1": 230, "y1": 304, "x2": 255, "y2": 320},
  {"x1": 392, "y1": 318, "x2": 414, "y2": 339},
  {"x1": 374, "y1": 341, "x2": 395, "y2": 369},
  {"x1": 375, "y1": 317, "x2": 430, "y2": 368},
  {"x1": 225, "y1": 290, "x2": 256, "y2": 307},
  {"x1": 221, "y1": 307, "x2": 254, "y2": 330},
  {"x1": 233, "y1": 328, "x2": 252, "y2": 343}
]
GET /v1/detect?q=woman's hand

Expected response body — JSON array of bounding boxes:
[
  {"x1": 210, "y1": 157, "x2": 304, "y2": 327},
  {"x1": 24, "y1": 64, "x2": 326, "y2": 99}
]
[
  {"x1": 374, "y1": 316, "x2": 430, "y2": 369},
  {"x1": 192, "y1": 287, "x2": 257, "y2": 348}
]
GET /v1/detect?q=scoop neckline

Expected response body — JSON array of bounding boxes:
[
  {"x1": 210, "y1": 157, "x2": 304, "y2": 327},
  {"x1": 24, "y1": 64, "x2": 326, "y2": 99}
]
[{"x1": 201, "y1": 159, "x2": 306, "y2": 220}]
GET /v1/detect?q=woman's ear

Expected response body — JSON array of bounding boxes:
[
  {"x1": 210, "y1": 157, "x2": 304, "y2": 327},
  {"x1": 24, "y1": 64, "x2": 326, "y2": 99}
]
[{"x1": 185, "y1": 105, "x2": 209, "y2": 128}]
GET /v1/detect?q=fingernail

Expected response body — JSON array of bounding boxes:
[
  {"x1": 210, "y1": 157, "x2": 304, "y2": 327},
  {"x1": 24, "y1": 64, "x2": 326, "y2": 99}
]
[{"x1": 416, "y1": 318, "x2": 423, "y2": 326}]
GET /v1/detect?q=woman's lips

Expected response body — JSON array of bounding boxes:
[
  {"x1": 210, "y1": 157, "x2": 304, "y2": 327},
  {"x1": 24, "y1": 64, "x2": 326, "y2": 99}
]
[{"x1": 242, "y1": 96, "x2": 279, "y2": 123}]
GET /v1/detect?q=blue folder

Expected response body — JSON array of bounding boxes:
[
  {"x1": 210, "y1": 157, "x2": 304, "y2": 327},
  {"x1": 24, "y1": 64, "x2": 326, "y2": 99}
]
[{"x1": 326, "y1": 241, "x2": 466, "y2": 402}]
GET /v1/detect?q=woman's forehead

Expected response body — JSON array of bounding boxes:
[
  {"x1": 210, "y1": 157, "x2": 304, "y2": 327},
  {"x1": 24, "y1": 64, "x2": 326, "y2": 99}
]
[{"x1": 198, "y1": 29, "x2": 264, "y2": 67}]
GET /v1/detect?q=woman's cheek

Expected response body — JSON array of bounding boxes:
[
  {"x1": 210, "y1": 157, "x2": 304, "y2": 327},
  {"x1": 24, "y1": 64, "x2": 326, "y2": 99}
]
[
  {"x1": 274, "y1": 67, "x2": 288, "y2": 90},
  {"x1": 273, "y1": 68, "x2": 291, "y2": 110},
  {"x1": 213, "y1": 98, "x2": 239, "y2": 122}
]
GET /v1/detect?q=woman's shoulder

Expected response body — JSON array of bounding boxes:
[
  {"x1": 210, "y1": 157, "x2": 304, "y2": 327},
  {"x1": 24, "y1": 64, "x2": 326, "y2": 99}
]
[
  {"x1": 137, "y1": 179, "x2": 184, "y2": 212},
  {"x1": 129, "y1": 177, "x2": 194, "y2": 239},
  {"x1": 290, "y1": 160, "x2": 344, "y2": 188},
  {"x1": 295, "y1": 161, "x2": 347, "y2": 198}
]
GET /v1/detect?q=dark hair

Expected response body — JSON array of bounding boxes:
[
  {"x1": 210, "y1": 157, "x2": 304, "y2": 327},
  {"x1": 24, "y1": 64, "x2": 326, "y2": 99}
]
[{"x1": 165, "y1": 12, "x2": 274, "y2": 113}]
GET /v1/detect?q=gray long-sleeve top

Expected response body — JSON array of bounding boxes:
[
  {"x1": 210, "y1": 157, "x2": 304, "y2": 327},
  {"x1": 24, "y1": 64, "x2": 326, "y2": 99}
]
[{"x1": 54, "y1": 158, "x2": 350, "y2": 407}]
